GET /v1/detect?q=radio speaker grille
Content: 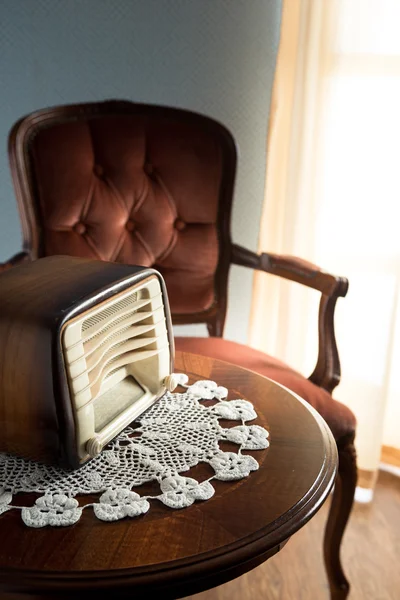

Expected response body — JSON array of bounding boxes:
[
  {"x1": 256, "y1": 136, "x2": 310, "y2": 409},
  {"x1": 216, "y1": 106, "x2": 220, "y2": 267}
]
[{"x1": 62, "y1": 275, "x2": 170, "y2": 461}]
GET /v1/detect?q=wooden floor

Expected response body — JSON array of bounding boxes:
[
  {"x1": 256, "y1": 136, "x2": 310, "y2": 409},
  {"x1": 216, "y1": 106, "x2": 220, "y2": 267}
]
[{"x1": 185, "y1": 470, "x2": 400, "y2": 600}]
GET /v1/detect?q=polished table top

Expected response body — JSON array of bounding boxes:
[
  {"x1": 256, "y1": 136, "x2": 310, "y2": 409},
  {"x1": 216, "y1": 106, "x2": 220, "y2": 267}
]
[{"x1": 0, "y1": 352, "x2": 337, "y2": 599}]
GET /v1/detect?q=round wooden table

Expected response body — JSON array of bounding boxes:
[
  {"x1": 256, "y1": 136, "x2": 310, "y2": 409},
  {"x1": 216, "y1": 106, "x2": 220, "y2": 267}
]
[{"x1": 0, "y1": 352, "x2": 337, "y2": 599}]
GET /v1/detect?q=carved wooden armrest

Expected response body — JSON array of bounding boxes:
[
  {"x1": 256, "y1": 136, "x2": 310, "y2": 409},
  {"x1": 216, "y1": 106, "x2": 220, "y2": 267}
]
[
  {"x1": 0, "y1": 252, "x2": 30, "y2": 273},
  {"x1": 231, "y1": 244, "x2": 349, "y2": 394}
]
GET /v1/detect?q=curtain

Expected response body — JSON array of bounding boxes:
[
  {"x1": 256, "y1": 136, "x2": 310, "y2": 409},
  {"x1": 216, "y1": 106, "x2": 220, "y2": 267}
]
[{"x1": 250, "y1": 0, "x2": 400, "y2": 501}]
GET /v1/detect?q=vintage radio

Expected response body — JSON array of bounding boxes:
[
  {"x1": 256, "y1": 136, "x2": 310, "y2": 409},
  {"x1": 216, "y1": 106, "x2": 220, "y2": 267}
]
[{"x1": 0, "y1": 256, "x2": 176, "y2": 469}]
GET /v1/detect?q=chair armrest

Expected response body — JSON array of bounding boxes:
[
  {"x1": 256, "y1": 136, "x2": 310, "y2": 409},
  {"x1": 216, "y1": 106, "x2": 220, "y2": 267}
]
[
  {"x1": 0, "y1": 252, "x2": 30, "y2": 273},
  {"x1": 231, "y1": 244, "x2": 349, "y2": 393}
]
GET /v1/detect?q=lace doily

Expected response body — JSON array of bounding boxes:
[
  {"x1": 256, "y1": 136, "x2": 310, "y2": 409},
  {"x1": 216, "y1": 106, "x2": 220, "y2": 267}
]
[{"x1": 0, "y1": 376, "x2": 269, "y2": 527}]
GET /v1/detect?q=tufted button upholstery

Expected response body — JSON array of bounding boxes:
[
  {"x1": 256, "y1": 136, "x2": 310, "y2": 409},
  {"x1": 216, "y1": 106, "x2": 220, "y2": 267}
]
[
  {"x1": 74, "y1": 222, "x2": 86, "y2": 235},
  {"x1": 125, "y1": 219, "x2": 135, "y2": 232},
  {"x1": 29, "y1": 114, "x2": 222, "y2": 314},
  {"x1": 143, "y1": 162, "x2": 154, "y2": 176},
  {"x1": 93, "y1": 164, "x2": 104, "y2": 177},
  {"x1": 174, "y1": 218, "x2": 186, "y2": 232}
]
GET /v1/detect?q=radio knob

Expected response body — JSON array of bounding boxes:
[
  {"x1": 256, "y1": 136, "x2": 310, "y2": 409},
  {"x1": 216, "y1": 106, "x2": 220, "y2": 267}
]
[
  {"x1": 86, "y1": 436, "x2": 103, "y2": 458},
  {"x1": 164, "y1": 373, "x2": 179, "y2": 392}
]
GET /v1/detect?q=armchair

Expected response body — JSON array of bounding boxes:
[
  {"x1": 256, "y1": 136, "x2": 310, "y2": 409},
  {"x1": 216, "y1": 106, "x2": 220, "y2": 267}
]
[{"x1": 5, "y1": 100, "x2": 356, "y2": 600}]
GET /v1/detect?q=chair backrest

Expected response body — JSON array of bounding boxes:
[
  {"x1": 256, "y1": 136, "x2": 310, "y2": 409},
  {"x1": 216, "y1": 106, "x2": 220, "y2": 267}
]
[{"x1": 8, "y1": 100, "x2": 237, "y2": 336}]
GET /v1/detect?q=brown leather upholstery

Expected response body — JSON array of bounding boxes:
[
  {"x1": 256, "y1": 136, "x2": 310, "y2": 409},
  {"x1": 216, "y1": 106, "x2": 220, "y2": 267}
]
[
  {"x1": 175, "y1": 337, "x2": 356, "y2": 441},
  {"x1": 8, "y1": 102, "x2": 236, "y2": 327},
  {"x1": 30, "y1": 115, "x2": 224, "y2": 314}
]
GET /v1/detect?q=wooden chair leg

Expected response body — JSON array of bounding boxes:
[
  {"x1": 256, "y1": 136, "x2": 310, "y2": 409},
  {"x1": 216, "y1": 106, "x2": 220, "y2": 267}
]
[{"x1": 324, "y1": 432, "x2": 357, "y2": 600}]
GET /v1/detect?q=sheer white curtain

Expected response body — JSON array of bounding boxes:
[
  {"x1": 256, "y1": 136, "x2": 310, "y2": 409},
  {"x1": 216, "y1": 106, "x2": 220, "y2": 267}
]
[{"x1": 250, "y1": 0, "x2": 400, "y2": 500}]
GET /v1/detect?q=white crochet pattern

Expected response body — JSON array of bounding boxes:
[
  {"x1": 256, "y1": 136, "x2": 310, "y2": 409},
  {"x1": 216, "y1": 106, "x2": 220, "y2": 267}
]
[{"x1": 0, "y1": 375, "x2": 269, "y2": 528}]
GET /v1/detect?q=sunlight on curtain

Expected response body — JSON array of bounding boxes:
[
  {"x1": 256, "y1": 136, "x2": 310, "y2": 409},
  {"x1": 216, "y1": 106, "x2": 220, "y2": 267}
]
[{"x1": 250, "y1": 0, "x2": 400, "y2": 499}]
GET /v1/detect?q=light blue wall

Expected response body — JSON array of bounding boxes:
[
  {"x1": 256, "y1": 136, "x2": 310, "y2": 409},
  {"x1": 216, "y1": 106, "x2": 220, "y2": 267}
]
[{"x1": 0, "y1": 0, "x2": 281, "y2": 342}]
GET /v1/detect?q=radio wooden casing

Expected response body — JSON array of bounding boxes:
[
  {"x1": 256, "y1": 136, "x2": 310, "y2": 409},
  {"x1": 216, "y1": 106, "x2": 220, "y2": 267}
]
[{"x1": 0, "y1": 256, "x2": 174, "y2": 469}]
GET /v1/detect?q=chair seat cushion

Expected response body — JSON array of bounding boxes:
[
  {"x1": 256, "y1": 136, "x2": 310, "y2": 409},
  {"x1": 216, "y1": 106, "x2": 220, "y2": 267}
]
[{"x1": 175, "y1": 337, "x2": 356, "y2": 441}]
